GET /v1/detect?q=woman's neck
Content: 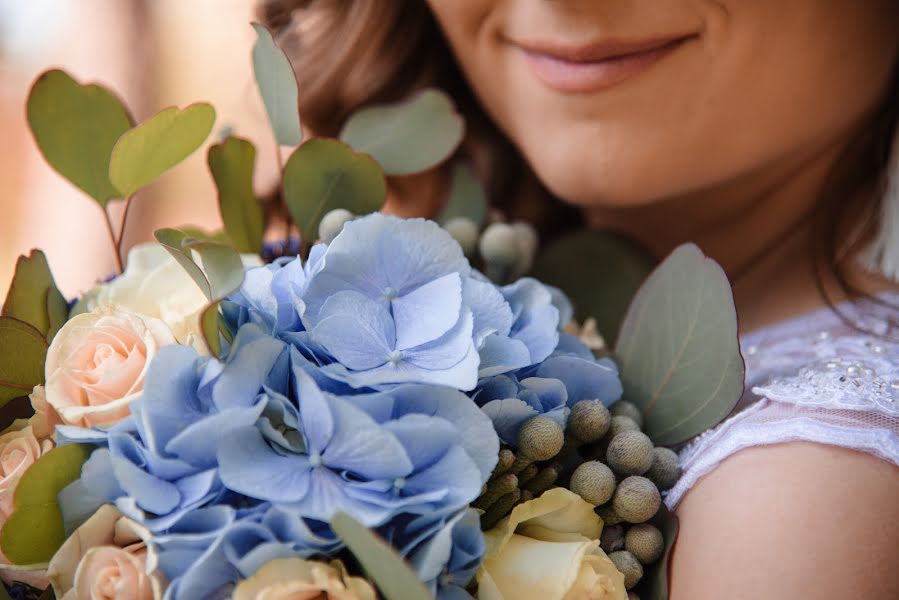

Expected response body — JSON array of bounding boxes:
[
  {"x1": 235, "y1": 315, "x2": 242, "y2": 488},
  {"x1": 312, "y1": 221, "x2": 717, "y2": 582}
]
[{"x1": 585, "y1": 138, "x2": 872, "y2": 333}]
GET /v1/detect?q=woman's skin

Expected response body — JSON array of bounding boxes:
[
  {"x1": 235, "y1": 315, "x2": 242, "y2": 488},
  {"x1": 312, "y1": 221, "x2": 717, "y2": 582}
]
[{"x1": 424, "y1": 1, "x2": 899, "y2": 597}]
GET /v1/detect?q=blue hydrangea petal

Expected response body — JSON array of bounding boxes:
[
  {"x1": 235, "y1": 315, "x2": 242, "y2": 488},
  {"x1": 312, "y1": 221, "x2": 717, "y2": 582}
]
[
  {"x1": 392, "y1": 272, "x2": 463, "y2": 350},
  {"x1": 519, "y1": 377, "x2": 568, "y2": 412},
  {"x1": 535, "y1": 355, "x2": 623, "y2": 406},
  {"x1": 479, "y1": 398, "x2": 538, "y2": 446},
  {"x1": 476, "y1": 334, "x2": 531, "y2": 378},
  {"x1": 291, "y1": 364, "x2": 335, "y2": 453},
  {"x1": 382, "y1": 414, "x2": 457, "y2": 471},
  {"x1": 211, "y1": 325, "x2": 288, "y2": 411},
  {"x1": 59, "y1": 448, "x2": 124, "y2": 534},
  {"x1": 463, "y1": 277, "x2": 513, "y2": 346},
  {"x1": 110, "y1": 453, "x2": 181, "y2": 515},
  {"x1": 502, "y1": 278, "x2": 560, "y2": 365},
  {"x1": 553, "y1": 333, "x2": 596, "y2": 359},
  {"x1": 302, "y1": 468, "x2": 395, "y2": 526},
  {"x1": 166, "y1": 402, "x2": 267, "y2": 469},
  {"x1": 400, "y1": 445, "x2": 482, "y2": 511},
  {"x1": 221, "y1": 522, "x2": 297, "y2": 578},
  {"x1": 311, "y1": 291, "x2": 395, "y2": 371},
  {"x1": 546, "y1": 284, "x2": 574, "y2": 328},
  {"x1": 322, "y1": 395, "x2": 412, "y2": 480},
  {"x1": 217, "y1": 426, "x2": 312, "y2": 503}
]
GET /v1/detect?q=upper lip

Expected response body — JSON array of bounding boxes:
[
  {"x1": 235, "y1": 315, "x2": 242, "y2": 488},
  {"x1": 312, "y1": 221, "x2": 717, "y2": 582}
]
[{"x1": 510, "y1": 33, "x2": 696, "y2": 63}]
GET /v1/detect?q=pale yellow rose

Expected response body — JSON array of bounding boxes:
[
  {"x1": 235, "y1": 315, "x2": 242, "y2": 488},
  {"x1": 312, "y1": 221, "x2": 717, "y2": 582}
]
[
  {"x1": 47, "y1": 504, "x2": 165, "y2": 600},
  {"x1": 85, "y1": 242, "x2": 261, "y2": 347},
  {"x1": 477, "y1": 488, "x2": 627, "y2": 600},
  {"x1": 0, "y1": 422, "x2": 54, "y2": 588},
  {"x1": 27, "y1": 385, "x2": 62, "y2": 440},
  {"x1": 45, "y1": 307, "x2": 177, "y2": 428},
  {"x1": 232, "y1": 558, "x2": 377, "y2": 600}
]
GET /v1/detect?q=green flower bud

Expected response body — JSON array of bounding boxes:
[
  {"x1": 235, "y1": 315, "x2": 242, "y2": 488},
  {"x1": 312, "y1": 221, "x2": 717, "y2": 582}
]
[
  {"x1": 480, "y1": 488, "x2": 521, "y2": 530},
  {"x1": 570, "y1": 461, "x2": 616, "y2": 506},
  {"x1": 625, "y1": 523, "x2": 665, "y2": 565},
  {"x1": 567, "y1": 400, "x2": 611, "y2": 444},
  {"x1": 596, "y1": 505, "x2": 623, "y2": 526},
  {"x1": 608, "y1": 415, "x2": 640, "y2": 439},
  {"x1": 490, "y1": 448, "x2": 515, "y2": 480},
  {"x1": 318, "y1": 208, "x2": 354, "y2": 244},
  {"x1": 443, "y1": 217, "x2": 480, "y2": 257},
  {"x1": 613, "y1": 476, "x2": 661, "y2": 524},
  {"x1": 479, "y1": 222, "x2": 520, "y2": 267},
  {"x1": 600, "y1": 524, "x2": 625, "y2": 553},
  {"x1": 610, "y1": 401, "x2": 644, "y2": 428},
  {"x1": 609, "y1": 550, "x2": 644, "y2": 590},
  {"x1": 522, "y1": 464, "x2": 560, "y2": 495},
  {"x1": 646, "y1": 447, "x2": 681, "y2": 491},
  {"x1": 518, "y1": 463, "x2": 539, "y2": 485},
  {"x1": 473, "y1": 472, "x2": 519, "y2": 511},
  {"x1": 606, "y1": 431, "x2": 654, "y2": 476},
  {"x1": 517, "y1": 416, "x2": 564, "y2": 461}
]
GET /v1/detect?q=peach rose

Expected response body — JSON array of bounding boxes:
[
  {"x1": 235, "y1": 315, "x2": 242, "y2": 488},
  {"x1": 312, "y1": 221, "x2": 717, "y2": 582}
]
[
  {"x1": 232, "y1": 558, "x2": 377, "y2": 600},
  {"x1": 0, "y1": 422, "x2": 54, "y2": 588},
  {"x1": 47, "y1": 504, "x2": 165, "y2": 600},
  {"x1": 45, "y1": 307, "x2": 176, "y2": 428},
  {"x1": 27, "y1": 385, "x2": 62, "y2": 440}
]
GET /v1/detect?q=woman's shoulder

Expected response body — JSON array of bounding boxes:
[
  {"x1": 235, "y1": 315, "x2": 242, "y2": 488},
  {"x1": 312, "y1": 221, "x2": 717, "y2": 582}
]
[{"x1": 666, "y1": 292, "x2": 899, "y2": 510}]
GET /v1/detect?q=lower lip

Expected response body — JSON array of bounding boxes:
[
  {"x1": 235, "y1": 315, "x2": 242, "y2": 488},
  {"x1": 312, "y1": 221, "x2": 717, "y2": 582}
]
[{"x1": 521, "y1": 38, "x2": 690, "y2": 94}]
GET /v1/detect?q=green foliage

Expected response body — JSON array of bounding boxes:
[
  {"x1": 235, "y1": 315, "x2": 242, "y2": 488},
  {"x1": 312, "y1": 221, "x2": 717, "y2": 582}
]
[
  {"x1": 2, "y1": 250, "x2": 68, "y2": 341},
  {"x1": 438, "y1": 162, "x2": 487, "y2": 226},
  {"x1": 26, "y1": 69, "x2": 133, "y2": 207},
  {"x1": 0, "y1": 318, "x2": 48, "y2": 408},
  {"x1": 331, "y1": 512, "x2": 433, "y2": 600},
  {"x1": 0, "y1": 445, "x2": 91, "y2": 565},
  {"x1": 283, "y1": 139, "x2": 386, "y2": 244},
  {"x1": 154, "y1": 229, "x2": 246, "y2": 355},
  {"x1": 340, "y1": 89, "x2": 464, "y2": 176},
  {"x1": 530, "y1": 231, "x2": 655, "y2": 345},
  {"x1": 614, "y1": 244, "x2": 744, "y2": 445},
  {"x1": 640, "y1": 505, "x2": 679, "y2": 600},
  {"x1": 109, "y1": 103, "x2": 216, "y2": 198},
  {"x1": 251, "y1": 22, "x2": 303, "y2": 147},
  {"x1": 208, "y1": 137, "x2": 264, "y2": 254}
]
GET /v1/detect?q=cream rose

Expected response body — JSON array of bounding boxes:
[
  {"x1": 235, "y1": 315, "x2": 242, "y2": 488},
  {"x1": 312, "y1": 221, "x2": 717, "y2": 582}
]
[
  {"x1": 232, "y1": 558, "x2": 377, "y2": 600},
  {"x1": 0, "y1": 422, "x2": 54, "y2": 588},
  {"x1": 47, "y1": 504, "x2": 165, "y2": 600},
  {"x1": 477, "y1": 488, "x2": 627, "y2": 600},
  {"x1": 84, "y1": 242, "x2": 261, "y2": 346},
  {"x1": 45, "y1": 307, "x2": 177, "y2": 428}
]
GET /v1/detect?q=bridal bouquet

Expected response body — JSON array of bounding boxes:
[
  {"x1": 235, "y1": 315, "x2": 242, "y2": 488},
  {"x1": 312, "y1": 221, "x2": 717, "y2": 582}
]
[{"x1": 0, "y1": 25, "x2": 745, "y2": 600}]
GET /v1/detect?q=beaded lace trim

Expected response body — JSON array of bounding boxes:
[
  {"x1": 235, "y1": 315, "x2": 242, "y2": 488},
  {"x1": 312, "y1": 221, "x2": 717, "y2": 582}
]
[{"x1": 666, "y1": 294, "x2": 899, "y2": 509}]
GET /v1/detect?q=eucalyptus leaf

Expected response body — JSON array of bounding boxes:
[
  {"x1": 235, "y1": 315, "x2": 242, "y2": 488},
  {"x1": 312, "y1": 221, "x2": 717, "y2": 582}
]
[
  {"x1": 26, "y1": 69, "x2": 133, "y2": 206},
  {"x1": 0, "y1": 317, "x2": 48, "y2": 407},
  {"x1": 154, "y1": 228, "x2": 245, "y2": 355},
  {"x1": 251, "y1": 22, "x2": 303, "y2": 147},
  {"x1": 208, "y1": 137, "x2": 264, "y2": 254},
  {"x1": 438, "y1": 162, "x2": 487, "y2": 226},
  {"x1": 109, "y1": 103, "x2": 216, "y2": 197},
  {"x1": 2, "y1": 250, "x2": 68, "y2": 340},
  {"x1": 0, "y1": 444, "x2": 91, "y2": 564},
  {"x1": 339, "y1": 89, "x2": 464, "y2": 175},
  {"x1": 614, "y1": 243, "x2": 744, "y2": 445},
  {"x1": 331, "y1": 512, "x2": 433, "y2": 600},
  {"x1": 178, "y1": 227, "x2": 232, "y2": 244},
  {"x1": 530, "y1": 231, "x2": 655, "y2": 345},
  {"x1": 282, "y1": 139, "x2": 386, "y2": 243},
  {"x1": 640, "y1": 504, "x2": 679, "y2": 600}
]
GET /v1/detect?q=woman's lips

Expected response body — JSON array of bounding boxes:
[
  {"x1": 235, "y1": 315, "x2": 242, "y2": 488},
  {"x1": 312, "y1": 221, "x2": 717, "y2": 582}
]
[{"x1": 515, "y1": 35, "x2": 695, "y2": 94}]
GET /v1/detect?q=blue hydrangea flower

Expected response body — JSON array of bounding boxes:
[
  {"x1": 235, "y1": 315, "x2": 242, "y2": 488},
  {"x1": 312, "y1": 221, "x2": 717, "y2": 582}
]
[
  {"x1": 218, "y1": 352, "x2": 498, "y2": 525},
  {"x1": 58, "y1": 330, "x2": 287, "y2": 532},
  {"x1": 388, "y1": 509, "x2": 485, "y2": 600}
]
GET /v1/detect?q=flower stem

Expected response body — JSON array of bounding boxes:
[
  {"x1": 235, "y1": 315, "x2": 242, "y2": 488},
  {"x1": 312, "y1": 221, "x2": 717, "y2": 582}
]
[
  {"x1": 102, "y1": 205, "x2": 124, "y2": 274},
  {"x1": 114, "y1": 195, "x2": 135, "y2": 270}
]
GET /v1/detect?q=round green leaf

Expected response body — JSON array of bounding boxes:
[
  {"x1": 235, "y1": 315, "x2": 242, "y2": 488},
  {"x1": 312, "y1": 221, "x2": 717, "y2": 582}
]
[
  {"x1": 109, "y1": 103, "x2": 216, "y2": 197},
  {"x1": 3, "y1": 250, "x2": 68, "y2": 340},
  {"x1": 530, "y1": 231, "x2": 655, "y2": 345},
  {"x1": 438, "y1": 162, "x2": 487, "y2": 226},
  {"x1": 339, "y1": 89, "x2": 464, "y2": 176},
  {"x1": 208, "y1": 137, "x2": 264, "y2": 254},
  {"x1": 0, "y1": 317, "x2": 48, "y2": 407},
  {"x1": 251, "y1": 23, "x2": 302, "y2": 147},
  {"x1": 26, "y1": 69, "x2": 133, "y2": 206},
  {"x1": 154, "y1": 229, "x2": 245, "y2": 301},
  {"x1": 283, "y1": 138, "x2": 386, "y2": 243},
  {"x1": 614, "y1": 244, "x2": 745, "y2": 445},
  {"x1": 0, "y1": 444, "x2": 91, "y2": 564}
]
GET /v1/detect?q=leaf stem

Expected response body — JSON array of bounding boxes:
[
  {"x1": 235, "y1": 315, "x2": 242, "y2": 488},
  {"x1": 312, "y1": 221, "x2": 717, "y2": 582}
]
[
  {"x1": 115, "y1": 195, "x2": 135, "y2": 270},
  {"x1": 275, "y1": 144, "x2": 294, "y2": 248},
  {"x1": 102, "y1": 206, "x2": 124, "y2": 273}
]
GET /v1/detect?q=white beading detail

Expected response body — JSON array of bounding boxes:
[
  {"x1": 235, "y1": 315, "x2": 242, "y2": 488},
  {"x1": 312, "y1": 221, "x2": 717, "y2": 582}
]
[{"x1": 666, "y1": 293, "x2": 899, "y2": 510}]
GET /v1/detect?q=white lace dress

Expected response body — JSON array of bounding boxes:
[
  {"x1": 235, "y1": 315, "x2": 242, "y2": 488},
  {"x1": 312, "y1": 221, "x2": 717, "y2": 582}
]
[{"x1": 665, "y1": 293, "x2": 899, "y2": 510}]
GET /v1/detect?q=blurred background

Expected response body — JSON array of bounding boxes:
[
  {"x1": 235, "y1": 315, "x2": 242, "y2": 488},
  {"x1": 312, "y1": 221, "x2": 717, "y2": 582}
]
[{"x1": 0, "y1": 0, "x2": 279, "y2": 297}]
